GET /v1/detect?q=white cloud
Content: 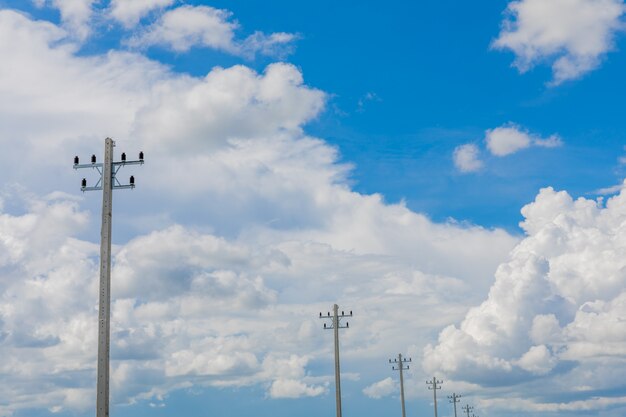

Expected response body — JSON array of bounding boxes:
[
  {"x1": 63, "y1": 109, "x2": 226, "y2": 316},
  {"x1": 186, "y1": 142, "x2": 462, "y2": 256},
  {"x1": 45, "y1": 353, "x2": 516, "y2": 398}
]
[
  {"x1": 133, "y1": 63, "x2": 325, "y2": 155},
  {"x1": 127, "y1": 5, "x2": 297, "y2": 58},
  {"x1": 34, "y1": 0, "x2": 96, "y2": 40},
  {"x1": 269, "y1": 379, "x2": 326, "y2": 398},
  {"x1": 486, "y1": 124, "x2": 563, "y2": 156},
  {"x1": 424, "y1": 185, "x2": 626, "y2": 412},
  {"x1": 363, "y1": 377, "x2": 397, "y2": 399},
  {"x1": 109, "y1": 0, "x2": 175, "y2": 28},
  {"x1": 453, "y1": 143, "x2": 483, "y2": 173},
  {"x1": 485, "y1": 125, "x2": 531, "y2": 156},
  {"x1": 0, "y1": 7, "x2": 523, "y2": 414},
  {"x1": 493, "y1": 0, "x2": 626, "y2": 84}
]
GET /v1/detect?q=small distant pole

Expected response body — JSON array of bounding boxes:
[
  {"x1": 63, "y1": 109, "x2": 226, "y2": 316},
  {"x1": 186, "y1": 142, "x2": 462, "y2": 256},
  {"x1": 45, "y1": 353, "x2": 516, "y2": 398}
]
[
  {"x1": 389, "y1": 353, "x2": 411, "y2": 417},
  {"x1": 73, "y1": 138, "x2": 144, "y2": 417},
  {"x1": 426, "y1": 376, "x2": 443, "y2": 417},
  {"x1": 448, "y1": 393, "x2": 461, "y2": 417},
  {"x1": 462, "y1": 404, "x2": 474, "y2": 417},
  {"x1": 319, "y1": 304, "x2": 352, "y2": 417}
]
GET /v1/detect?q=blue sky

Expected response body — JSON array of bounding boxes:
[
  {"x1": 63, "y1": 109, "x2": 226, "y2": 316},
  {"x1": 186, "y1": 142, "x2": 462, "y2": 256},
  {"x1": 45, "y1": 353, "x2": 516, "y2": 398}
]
[{"x1": 1, "y1": 1, "x2": 626, "y2": 417}]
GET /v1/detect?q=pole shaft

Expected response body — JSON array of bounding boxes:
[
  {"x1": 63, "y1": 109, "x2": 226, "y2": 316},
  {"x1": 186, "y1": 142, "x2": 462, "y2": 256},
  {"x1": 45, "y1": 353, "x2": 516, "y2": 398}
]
[
  {"x1": 333, "y1": 304, "x2": 342, "y2": 417},
  {"x1": 453, "y1": 394, "x2": 458, "y2": 417},
  {"x1": 399, "y1": 354, "x2": 406, "y2": 417},
  {"x1": 96, "y1": 138, "x2": 114, "y2": 417},
  {"x1": 433, "y1": 377, "x2": 438, "y2": 417}
]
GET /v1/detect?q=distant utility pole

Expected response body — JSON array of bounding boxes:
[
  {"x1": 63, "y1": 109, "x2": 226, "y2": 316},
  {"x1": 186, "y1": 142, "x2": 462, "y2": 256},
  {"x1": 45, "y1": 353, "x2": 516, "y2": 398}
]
[
  {"x1": 319, "y1": 304, "x2": 352, "y2": 417},
  {"x1": 389, "y1": 353, "x2": 411, "y2": 417},
  {"x1": 73, "y1": 138, "x2": 143, "y2": 417},
  {"x1": 462, "y1": 404, "x2": 474, "y2": 417},
  {"x1": 426, "y1": 376, "x2": 443, "y2": 417},
  {"x1": 448, "y1": 393, "x2": 462, "y2": 417}
]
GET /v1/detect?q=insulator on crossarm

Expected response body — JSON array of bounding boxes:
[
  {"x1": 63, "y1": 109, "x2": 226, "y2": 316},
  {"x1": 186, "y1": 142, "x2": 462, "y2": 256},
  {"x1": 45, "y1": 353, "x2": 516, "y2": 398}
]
[
  {"x1": 91, "y1": 154, "x2": 96, "y2": 164},
  {"x1": 121, "y1": 152, "x2": 126, "y2": 162},
  {"x1": 324, "y1": 323, "x2": 326, "y2": 329},
  {"x1": 346, "y1": 322, "x2": 349, "y2": 328},
  {"x1": 81, "y1": 178, "x2": 87, "y2": 188},
  {"x1": 319, "y1": 312, "x2": 322, "y2": 318},
  {"x1": 74, "y1": 156, "x2": 79, "y2": 165},
  {"x1": 130, "y1": 175, "x2": 135, "y2": 186},
  {"x1": 139, "y1": 151, "x2": 144, "y2": 161}
]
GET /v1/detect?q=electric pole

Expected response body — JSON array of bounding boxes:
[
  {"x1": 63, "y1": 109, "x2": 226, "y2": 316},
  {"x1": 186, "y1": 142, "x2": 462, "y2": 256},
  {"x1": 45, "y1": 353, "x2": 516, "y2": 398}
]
[
  {"x1": 319, "y1": 304, "x2": 352, "y2": 417},
  {"x1": 448, "y1": 393, "x2": 461, "y2": 417},
  {"x1": 73, "y1": 138, "x2": 144, "y2": 417},
  {"x1": 462, "y1": 404, "x2": 474, "y2": 417},
  {"x1": 389, "y1": 353, "x2": 411, "y2": 417},
  {"x1": 426, "y1": 376, "x2": 443, "y2": 417}
]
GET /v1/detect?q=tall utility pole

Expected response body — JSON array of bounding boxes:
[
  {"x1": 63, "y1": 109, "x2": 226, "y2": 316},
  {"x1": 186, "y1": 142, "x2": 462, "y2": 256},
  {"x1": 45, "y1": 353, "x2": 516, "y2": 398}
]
[
  {"x1": 73, "y1": 138, "x2": 143, "y2": 417},
  {"x1": 448, "y1": 393, "x2": 462, "y2": 417},
  {"x1": 389, "y1": 353, "x2": 411, "y2": 417},
  {"x1": 426, "y1": 376, "x2": 443, "y2": 417},
  {"x1": 319, "y1": 304, "x2": 352, "y2": 417},
  {"x1": 462, "y1": 404, "x2": 474, "y2": 417}
]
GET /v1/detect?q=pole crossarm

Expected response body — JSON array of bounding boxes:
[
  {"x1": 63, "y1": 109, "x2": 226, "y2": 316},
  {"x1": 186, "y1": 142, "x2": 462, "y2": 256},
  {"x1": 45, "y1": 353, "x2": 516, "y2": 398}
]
[
  {"x1": 318, "y1": 304, "x2": 352, "y2": 417},
  {"x1": 74, "y1": 146, "x2": 144, "y2": 192},
  {"x1": 462, "y1": 404, "x2": 474, "y2": 417},
  {"x1": 389, "y1": 353, "x2": 411, "y2": 371},
  {"x1": 319, "y1": 309, "x2": 352, "y2": 329},
  {"x1": 72, "y1": 138, "x2": 144, "y2": 417}
]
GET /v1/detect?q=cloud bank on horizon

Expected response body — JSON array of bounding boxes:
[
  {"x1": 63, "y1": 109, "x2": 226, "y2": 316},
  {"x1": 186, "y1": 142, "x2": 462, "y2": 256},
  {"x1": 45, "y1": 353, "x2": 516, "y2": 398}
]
[{"x1": 0, "y1": 1, "x2": 624, "y2": 417}]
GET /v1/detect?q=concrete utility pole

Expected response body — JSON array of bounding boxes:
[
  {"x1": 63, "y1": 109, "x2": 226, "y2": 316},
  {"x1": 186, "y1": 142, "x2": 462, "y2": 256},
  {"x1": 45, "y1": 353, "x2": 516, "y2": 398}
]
[
  {"x1": 426, "y1": 376, "x2": 443, "y2": 417},
  {"x1": 448, "y1": 393, "x2": 462, "y2": 417},
  {"x1": 389, "y1": 353, "x2": 411, "y2": 417},
  {"x1": 319, "y1": 304, "x2": 352, "y2": 417},
  {"x1": 462, "y1": 404, "x2": 474, "y2": 417},
  {"x1": 73, "y1": 138, "x2": 143, "y2": 417}
]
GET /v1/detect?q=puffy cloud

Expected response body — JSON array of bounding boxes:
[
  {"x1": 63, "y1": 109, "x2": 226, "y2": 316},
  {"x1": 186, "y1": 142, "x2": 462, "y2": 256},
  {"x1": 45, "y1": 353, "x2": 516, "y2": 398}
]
[
  {"x1": 424, "y1": 184, "x2": 626, "y2": 412},
  {"x1": 269, "y1": 379, "x2": 326, "y2": 398},
  {"x1": 485, "y1": 124, "x2": 562, "y2": 156},
  {"x1": 127, "y1": 5, "x2": 297, "y2": 57},
  {"x1": 0, "y1": 8, "x2": 524, "y2": 415},
  {"x1": 363, "y1": 377, "x2": 397, "y2": 399},
  {"x1": 133, "y1": 63, "x2": 325, "y2": 154},
  {"x1": 109, "y1": 0, "x2": 175, "y2": 28},
  {"x1": 453, "y1": 143, "x2": 483, "y2": 173},
  {"x1": 493, "y1": 0, "x2": 626, "y2": 84},
  {"x1": 34, "y1": 0, "x2": 96, "y2": 40}
]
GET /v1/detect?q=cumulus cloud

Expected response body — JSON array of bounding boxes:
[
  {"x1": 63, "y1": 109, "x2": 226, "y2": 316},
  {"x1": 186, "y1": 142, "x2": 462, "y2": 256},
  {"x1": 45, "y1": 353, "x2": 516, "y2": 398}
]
[
  {"x1": 485, "y1": 124, "x2": 563, "y2": 156},
  {"x1": 0, "y1": 8, "x2": 522, "y2": 415},
  {"x1": 424, "y1": 184, "x2": 626, "y2": 412},
  {"x1": 363, "y1": 377, "x2": 397, "y2": 399},
  {"x1": 127, "y1": 5, "x2": 297, "y2": 58},
  {"x1": 34, "y1": 0, "x2": 96, "y2": 40},
  {"x1": 109, "y1": 0, "x2": 175, "y2": 28},
  {"x1": 453, "y1": 143, "x2": 483, "y2": 173},
  {"x1": 269, "y1": 379, "x2": 326, "y2": 398},
  {"x1": 493, "y1": 0, "x2": 626, "y2": 84}
]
